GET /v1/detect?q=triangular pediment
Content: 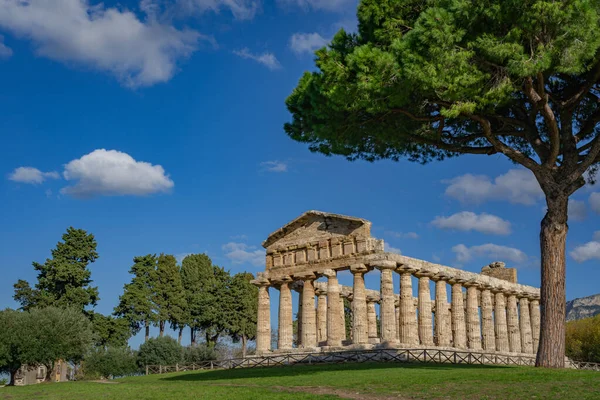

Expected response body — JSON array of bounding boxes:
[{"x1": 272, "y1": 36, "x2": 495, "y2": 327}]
[{"x1": 262, "y1": 210, "x2": 371, "y2": 250}]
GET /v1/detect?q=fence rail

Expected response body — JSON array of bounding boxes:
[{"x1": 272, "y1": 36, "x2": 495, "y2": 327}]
[{"x1": 145, "y1": 348, "x2": 599, "y2": 375}]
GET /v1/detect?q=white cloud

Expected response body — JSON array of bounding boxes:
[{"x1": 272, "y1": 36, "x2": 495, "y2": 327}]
[
  {"x1": 222, "y1": 242, "x2": 264, "y2": 266},
  {"x1": 260, "y1": 160, "x2": 288, "y2": 172},
  {"x1": 452, "y1": 243, "x2": 528, "y2": 264},
  {"x1": 233, "y1": 48, "x2": 281, "y2": 70},
  {"x1": 444, "y1": 169, "x2": 543, "y2": 205},
  {"x1": 278, "y1": 0, "x2": 354, "y2": 12},
  {"x1": 175, "y1": 0, "x2": 259, "y2": 20},
  {"x1": 432, "y1": 212, "x2": 511, "y2": 235},
  {"x1": 594, "y1": 231, "x2": 600, "y2": 242},
  {"x1": 385, "y1": 231, "x2": 419, "y2": 239},
  {"x1": 8, "y1": 167, "x2": 60, "y2": 184},
  {"x1": 289, "y1": 32, "x2": 327, "y2": 55},
  {"x1": 590, "y1": 192, "x2": 600, "y2": 214},
  {"x1": 0, "y1": 0, "x2": 203, "y2": 87},
  {"x1": 0, "y1": 35, "x2": 12, "y2": 58},
  {"x1": 571, "y1": 241, "x2": 600, "y2": 262},
  {"x1": 384, "y1": 243, "x2": 401, "y2": 255},
  {"x1": 60, "y1": 149, "x2": 174, "y2": 197},
  {"x1": 569, "y1": 199, "x2": 587, "y2": 221}
]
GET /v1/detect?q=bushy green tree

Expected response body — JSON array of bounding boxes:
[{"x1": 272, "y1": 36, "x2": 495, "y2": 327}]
[
  {"x1": 153, "y1": 254, "x2": 186, "y2": 338},
  {"x1": 90, "y1": 313, "x2": 132, "y2": 348},
  {"x1": 84, "y1": 346, "x2": 139, "y2": 379},
  {"x1": 566, "y1": 315, "x2": 600, "y2": 362},
  {"x1": 136, "y1": 336, "x2": 182, "y2": 367},
  {"x1": 14, "y1": 227, "x2": 99, "y2": 312},
  {"x1": 227, "y1": 272, "x2": 258, "y2": 357},
  {"x1": 285, "y1": 0, "x2": 600, "y2": 367},
  {"x1": 182, "y1": 344, "x2": 218, "y2": 364},
  {"x1": 114, "y1": 255, "x2": 157, "y2": 342},
  {"x1": 180, "y1": 254, "x2": 212, "y2": 346},
  {"x1": 0, "y1": 309, "x2": 27, "y2": 385}
]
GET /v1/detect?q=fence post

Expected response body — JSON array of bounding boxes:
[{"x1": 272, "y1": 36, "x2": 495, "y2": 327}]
[
  {"x1": 192, "y1": 364, "x2": 195, "y2": 371},
  {"x1": 159, "y1": 365, "x2": 162, "y2": 374},
  {"x1": 176, "y1": 364, "x2": 179, "y2": 372},
  {"x1": 210, "y1": 361, "x2": 214, "y2": 370},
  {"x1": 146, "y1": 365, "x2": 149, "y2": 376}
]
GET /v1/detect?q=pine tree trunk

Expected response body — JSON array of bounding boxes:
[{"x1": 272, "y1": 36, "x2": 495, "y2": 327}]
[
  {"x1": 9, "y1": 369, "x2": 17, "y2": 386},
  {"x1": 159, "y1": 321, "x2": 165, "y2": 337},
  {"x1": 190, "y1": 327, "x2": 196, "y2": 347},
  {"x1": 145, "y1": 323, "x2": 150, "y2": 342},
  {"x1": 178, "y1": 327, "x2": 183, "y2": 344},
  {"x1": 536, "y1": 195, "x2": 568, "y2": 368},
  {"x1": 242, "y1": 334, "x2": 247, "y2": 358}
]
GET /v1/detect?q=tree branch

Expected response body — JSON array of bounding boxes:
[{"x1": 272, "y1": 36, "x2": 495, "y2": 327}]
[
  {"x1": 525, "y1": 75, "x2": 560, "y2": 167},
  {"x1": 562, "y1": 59, "x2": 600, "y2": 110}
]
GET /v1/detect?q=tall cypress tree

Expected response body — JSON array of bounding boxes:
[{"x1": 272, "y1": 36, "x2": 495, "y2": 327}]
[
  {"x1": 180, "y1": 254, "x2": 212, "y2": 346},
  {"x1": 114, "y1": 255, "x2": 157, "y2": 342},
  {"x1": 227, "y1": 272, "x2": 258, "y2": 357},
  {"x1": 153, "y1": 254, "x2": 186, "y2": 338},
  {"x1": 13, "y1": 227, "x2": 99, "y2": 312}
]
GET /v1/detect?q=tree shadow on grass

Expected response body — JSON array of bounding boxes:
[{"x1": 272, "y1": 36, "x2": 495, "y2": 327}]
[{"x1": 161, "y1": 362, "x2": 512, "y2": 382}]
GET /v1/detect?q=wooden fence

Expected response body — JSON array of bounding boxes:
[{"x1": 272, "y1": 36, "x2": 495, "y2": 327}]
[{"x1": 146, "y1": 348, "x2": 600, "y2": 375}]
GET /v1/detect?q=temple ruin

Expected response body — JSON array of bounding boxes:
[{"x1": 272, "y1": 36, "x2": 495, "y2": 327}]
[{"x1": 252, "y1": 211, "x2": 541, "y2": 357}]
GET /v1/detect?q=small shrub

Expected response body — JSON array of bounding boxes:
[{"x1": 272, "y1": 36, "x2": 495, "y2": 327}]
[
  {"x1": 566, "y1": 314, "x2": 600, "y2": 363},
  {"x1": 0, "y1": 377, "x2": 7, "y2": 386},
  {"x1": 137, "y1": 336, "x2": 182, "y2": 367},
  {"x1": 84, "y1": 347, "x2": 139, "y2": 379},
  {"x1": 183, "y1": 344, "x2": 218, "y2": 364}
]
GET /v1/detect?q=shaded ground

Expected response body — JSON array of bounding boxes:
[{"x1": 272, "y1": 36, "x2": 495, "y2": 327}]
[{"x1": 1, "y1": 362, "x2": 599, "y2": 399}]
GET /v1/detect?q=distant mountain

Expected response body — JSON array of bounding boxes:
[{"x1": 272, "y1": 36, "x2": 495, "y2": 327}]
[{"x1": 566, "y1": 294, "x2": 600, "y2": 321}]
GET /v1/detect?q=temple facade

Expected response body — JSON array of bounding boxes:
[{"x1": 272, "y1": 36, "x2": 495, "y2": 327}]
[{"x1": 252, "y1": 211, "x2": 540, "y2": 356}]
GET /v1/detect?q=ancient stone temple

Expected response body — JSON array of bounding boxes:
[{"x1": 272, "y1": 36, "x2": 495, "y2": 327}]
[{"x1": 251, "y1": 211, "x2": 540, "y2": 357}]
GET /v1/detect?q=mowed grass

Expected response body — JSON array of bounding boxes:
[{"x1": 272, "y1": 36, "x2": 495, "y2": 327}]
[{"x1": 1, "y1": 362, "x2": 600, "y2": 400}]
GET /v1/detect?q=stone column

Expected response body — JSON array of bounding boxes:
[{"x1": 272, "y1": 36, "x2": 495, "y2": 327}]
[
  {"x1": 323, "y1": 269, "x2": 342, "y2": 347},
  {"x1": 276, "y1": 278, "x2": 293, "y2": 351},
  {"x1": 315, "y1": 288, "x2": 328, "y2": 345},
  {"x1": 465, "y1": 282, "x2": 482, "y2": 350},
  {"x1": 367, "y1": 295, "x2": 379, "y2": 342},
  {"x1": 506, "y1": 292, "x2": 521, "y2": 353},
  {"x1": 434, "y1": 278, "x2": 450, "y2": 347},
  {"x1": 376, "y1": 261, "x2": 398, "y2": 345},
  {"x1": 395, "y1": 301, "x2": 400, "y2": 341},
  {"x1": 300, "y1": 274, "x2": 317, "y2": 348},
  {"x1": 450, "y1": 280, "x2": 467, "y2": 349},
  {"x1": 519, "y1": 297, "x2": 533, "y2": 354},
  {"x1": 530, "y1": 298, "x2": 541, "y2": 353},
  {"x1": 480, "y1": 287, "x2": 495, "y2": 351},
  {"x1": 398, "y1": 270, "x2": 418, "y2": 345},
  {"x1": 339, "y1": 294, "x2": 347, "y2": 342},
  {"x1": 350, "y1": 264, "x2": 369, "y2": 345},
  {"x1": 417, "y1": 273, "x2": 434, "y2": 346},
  {"x1": 494, "y1": 290, "x2": 509, "y2": 352},
  {"x1": 254, "y1": 279, "x2": 271, "y2": 354}
]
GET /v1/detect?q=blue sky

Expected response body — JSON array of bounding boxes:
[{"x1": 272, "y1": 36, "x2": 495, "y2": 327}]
[{"x1": 1, "y1": 0, "x2": 600, "y2": 349}]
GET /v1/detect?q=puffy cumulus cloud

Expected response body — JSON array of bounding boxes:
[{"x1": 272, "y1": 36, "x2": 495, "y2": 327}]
[
  {"x1": 590, "y1": 192, "x2": 600, "y2": 214},
  {"x1": 432, "y1": 212, "x2": 511, "y2": 235},
  {"x1": 175, "y1": 0, "x2": 260, "y2": 20},
  {"x1": 385, "y1": 231, "x2": 419, "y2": 239},
  {"x1": 278, "y1": 0, "x2": 354, "y2": 12},
  {"x1": 452, "y1": 243, "x2": 528, "y2": 264},
  {"x1": 60, "y1": 149, "x2": 174, "y2": 197},
  {"x1": 222, "y1": 242, "x2": 264, "y2": 266},
  {"x1": 260, "y1": 160, "x2": 287, "y2": 172},
  {"x1": 8, "y1": 167, "x2": 59, "y2": 184},
  {"x1": 0, "y1": 0, "x2": 203, "y2": 87},
  {"x1": 384, "y1": 243, "x2": 401, "y2": 255},
  {"x1": 568, "y1": 199, "x2": 587, "y2": 221},
  {"x1": 444, "y1": 169, "x2": 543, "y2": 205},
  {"x1": 571, "y1": 241, "x2": 600, "y2": 263},
  {"x1": 0, "y1": 35, "x2": 12, "y2": 58},
  {"x1": 233, "y1": 48, "x2": 281, "y2": 70},
  {"x1": 289, "y1": 32, "x2": 327, "y2": 55}
]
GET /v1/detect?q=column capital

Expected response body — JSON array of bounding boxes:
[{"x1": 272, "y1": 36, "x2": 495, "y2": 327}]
[
  {"x1": 366, "y1": 294, "x2": 381, "y2": 303},
  {"x1": 448, "y1": 278, "x2": 467, "y2": 285},
  {"x1": 370, "y1": 260, "x2": 397, "y2": 270},
  {"x1": 295, "y1": 272, "x2": 316, "y2": 281},
  {"x1": 414, "y1": 270, "x2": 435, "y2": 278},
  {"x1": 463, "y1": 280, "x2": 482, "y2": 288},
  {"x1": 396, "y1": 264, "x2": 417, "y2": 274},
  {"x1": 321, "y1": 268, "x2": 338, "y2": 278},
  {"x1": 350, "y1": 263, "x2": 369, "y2": 273},
  {"x1": 270, "y1": 276, "x2": 293, "y2": 287},
  {"x1": 315, "y1": 288, "x2": 327, "y2": 296},
  {"x1": 251, "y1": 276, "x2": 270, "y2": 287}
]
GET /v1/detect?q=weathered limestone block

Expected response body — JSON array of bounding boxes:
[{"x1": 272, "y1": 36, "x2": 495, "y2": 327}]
[
  {"x1": 481, "y1": 261, "x2": 518, "y2": 284},
  {"x1": 465, "y1": 283, "x2": 482, "y2": 350},
  {"x1": 506, "y1": 293, "x2": 521, "y2": 353},
  {"x1": 480, "y1": 288, "x2": 495, "y2": 351},
  {"x1": 300, "y1": 275, "x2": 317, "y2": 348},
  {"x1": 519, "y1": 297, "x2": 533, "y2": 354},
  {"x1": 254, "y1": 279, "x2": 271, "y2": 353},
  {"x1": 450, "y1": 281, "x2": 467, "y2": 349},
  {"x1": 324, "y1": 269, "x2": 343, "y2": 347},
  {"x1": 398, "y1": 270, "x2": 418, "y2": 345},
  {"x1": 494, "y1": 291, "x2": 510, "y2": 352},
  {"x1": 395, "y1": 301, "x2": 400, "y2": 341},
  {"x1": 316, "y1": 289, "x2": 328, "y2": 344},
  {"x1": 276, "y1": 279, "x2": 293, "y2": 350},
  {"x1": 377, "y1": 261, "x2": 398, "y2": 344},
  {"x1": 351, "y1": 264, "x2": 369, "y2": 345},
  {"x1": 530, "y1": 299, "x2": 541, "y2": 353},
  {"x1": 339, "y1": 294, "x2": 346, "y2": 341},
  {"x1": 417, "y1": 274, "x2": 434, "y2": 346},
  {"x1": 367, "y1": 295, "x2": 379, "y2": 340},
  {"x1": 434, "y1": 278, "x2": 450, "y2": 347}
]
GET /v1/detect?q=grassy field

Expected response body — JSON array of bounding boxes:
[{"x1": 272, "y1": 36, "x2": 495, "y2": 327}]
[{"x1": 1, "y1": 362, "x2": 599, "y2": 399}]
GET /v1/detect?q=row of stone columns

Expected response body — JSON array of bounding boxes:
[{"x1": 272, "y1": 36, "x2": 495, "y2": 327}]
[{"x1": 254, "y1": 265, "x2": 541, "y2": 356}]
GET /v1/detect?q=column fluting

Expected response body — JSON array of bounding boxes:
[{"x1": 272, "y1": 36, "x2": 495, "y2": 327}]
[
  {"x1": 530, "y1": 298, "x2": 541, "y2": 354},
  {"x1": 434, "y1": 278, "x2": 450, "y2": 347},
  {"x1": 480, "y1": 288, "x2": 495, "y2": 351},
  {"x1": 300, "y1": 275, "x2": 317, "y2": 348},
  {"x1": 417, "y1": 274, "x2": 434, "y2": 346},
  {"x1": 277, "y1": 279, "x2": 293, "y2": 350},
  {"x1": 399, "y1": 270, "x2": 418, "y2": 345},
  {"x1": 506, "y1": 293, "x2": 522, "y2": 353},
  {"x1": 494, "y1": 290, "x2": 509, "y2": 352},
  {"x1": 450, "y1": 280, "x2": 467, "y2": 349},
  {"x1": 377, "y1": 261, "x2": 398, "y2": 345},
  {"x1": 350, "y1": 264, "x2": 369, "y2": 345},
  {"x1": 324, "y1": 269, "x2": 342, "y2": 347},
  {"x1": 519, "y1": 297, "x2": 533, "y2": 354},
  {"x1": 465, "y1": 283, "x2": 482, "y2": 350}
]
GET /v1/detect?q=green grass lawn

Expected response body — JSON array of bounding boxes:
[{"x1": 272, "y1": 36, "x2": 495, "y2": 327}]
[{"x1": 1, "y1": 363, "x2": 599, "y2": 399}]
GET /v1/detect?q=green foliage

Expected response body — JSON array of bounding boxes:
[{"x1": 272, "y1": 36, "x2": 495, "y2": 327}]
[
  {"x1": 182, "y1": 344, "x2": 218, "y2": 364},
  {"x1": 114, "y1": 255, "x2": 157, "y2": 338},
  {"x1": 227, "y1": 272, "x2": 258, "y2": 354},
  {"x1": 90, "y1": 313, "x2": 132, "y2": 348},
  {"x1": 343, "y1": 298, "x2": 352, "y2": 340},
  {"x1": 83, "y1": 347, "x2": 139, "y2": 379},
  {"x1": 14, "y1": 227, "x2": 99, "y2": 312},
  {"x1": 0, "y1": 309, "x2": 26, "y2": 384},
  {"x1": 137, "y1": 336, "x2": 182, "y2": 367},
  {"x1": 153, "y1": 254, "x2": 187, "y2": 336},
  {"x1": 566, "y1": 315, "x2": 600, "y2": 362},
  {"x1": 0, "y1": 377, "x2": 7, "y2": 386}
]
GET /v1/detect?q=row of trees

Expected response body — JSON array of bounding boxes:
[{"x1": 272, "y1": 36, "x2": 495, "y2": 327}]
[
  {"x1": 113, "y1": 253, "x2": 258, "y2": 355},
  {"x1": 566, "y1": 315, "x2": 600, "y2": 363}
]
